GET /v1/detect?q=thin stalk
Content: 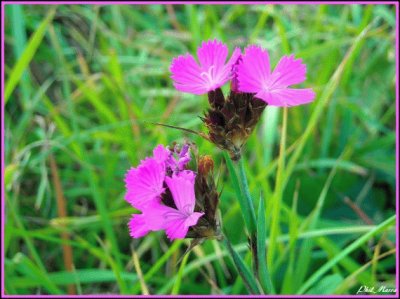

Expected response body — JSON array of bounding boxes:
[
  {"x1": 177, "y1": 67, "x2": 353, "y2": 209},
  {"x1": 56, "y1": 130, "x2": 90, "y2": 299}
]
[
  {"x1": 236, "y1": 157, "x2": 257, "y2": 274},
  {"x1": 49, "y1": 154, "x2": 76, "y2": 295}
]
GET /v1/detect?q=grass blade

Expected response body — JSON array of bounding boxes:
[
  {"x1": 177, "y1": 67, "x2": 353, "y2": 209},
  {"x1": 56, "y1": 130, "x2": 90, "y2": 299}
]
[
  {"x1": 267, "y1": 107, "x2": 287, "y2": 270},
  {"x1": 297, "y1": 215, "x2": 396, "y2": 294},
  {"x1": 223, "y1": 238, "x2": 261, "y2": 294},
  {"x1": 5, "y1": 7, "x2": 56, "y2": 103},
  {"x1": 283, "y1": 19, "x2": 376, "y2": 190},
  {"x1": 171, "y1": 251, "x2": 190, "y2": 295},
  {"x1": 237, "y1": 158, "x2": 257, "y2": 237},
  {"x1": 223, "y1": 152, "x2": 256, "y2": 236},
  {"x1": 256, "y1": 194, "x2": 275, "y2": 294}
]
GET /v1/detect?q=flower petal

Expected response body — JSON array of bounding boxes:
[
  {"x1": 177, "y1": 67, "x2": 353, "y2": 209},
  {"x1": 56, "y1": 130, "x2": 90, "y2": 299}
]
[
  {"x1": 167, "y1": 144, "x2": 191, "y2": 172},
  {"x1": 271, "y1": 54, "x2": 307, "y2": 88},
  {"x1": 255, "y1": 88, "x2": 315, "y2": 107},
  {"x1": 165, "y1": 171, "x2": 197, "y2": 214},
  {"x1": 124, "y1": 158, "x2": 165, "y2": 210},
  {"x1": 197, "y1": 39, "x2": 228, "y2": 72},
  {"x1": 184, "y1": 212, "x2": 204, "y2": 227},
  {"x1": 145, "y1": 201, "x2": 202, "y2": 240},
  {"x1": 230, "y1": 47, "x2": 242, "y2": 92},
  {"x1": 170, "y1": 40, "x2": 240, "y2": 94},
  {"x1": 153, "y1": 144, "x2": 171, "y2": 163},
  {"x1": 128, "y1": 214, "x2": 150, "y2": 238},
  {"x1": 163, "y1": 210, "x2": 203, "y2": 240},
  {"x1": 237, "y1": 45, "x2": 271, "y2": 93},
  {"x1": 165, "y1": 217, "x2": 188, "y2": 240},
  {"x1": 170, "y1": 54, "x2": 209, "y2": 95}
]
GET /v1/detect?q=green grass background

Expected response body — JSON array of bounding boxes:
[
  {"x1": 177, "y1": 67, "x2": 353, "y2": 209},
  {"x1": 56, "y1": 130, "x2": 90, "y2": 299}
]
[{"x1": 4, "y1": 3, "x2": 397, "y2": 295}]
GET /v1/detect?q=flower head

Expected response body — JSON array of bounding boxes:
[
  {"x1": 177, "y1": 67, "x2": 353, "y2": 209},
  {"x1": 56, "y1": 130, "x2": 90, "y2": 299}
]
[
  {"x1": 125, "y1": 143, "x2": 220, "y2": 241},
  {"x1": 166, "y1": 143, "x2": 191, "y2": 173},
  {"x1": 237, "y1": 45, "x2": 315, "y2": 107},
  {"x1": 124, "y1": 157, "x2": 165, "y2": 210},
  {"x1": 170, "y1": 39, "x2": 241, "y2": 95},
  {"x1": 129, "y1": 171, "x2": 204, "y2": 240}
]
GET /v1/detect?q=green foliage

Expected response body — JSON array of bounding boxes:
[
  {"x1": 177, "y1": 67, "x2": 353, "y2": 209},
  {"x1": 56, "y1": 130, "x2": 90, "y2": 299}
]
[{"x1": 4, "y1": 4, "x2": 396, "y2": 295}]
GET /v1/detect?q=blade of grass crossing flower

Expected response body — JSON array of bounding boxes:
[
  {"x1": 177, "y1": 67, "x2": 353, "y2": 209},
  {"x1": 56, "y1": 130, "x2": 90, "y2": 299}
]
[
  {"x1": 257, "y1": 194, "x2": 275, "y2": 294},
  {"x1": 261, "y1": 107, "x2": 280, "y2": 167},
  {"x1": 267, "y1": 107, "x2": 287, "y2": 272},
  {"x1": 5, "y1": 7, "x2": 56, "y2": 103},
  {"x1": 297, "y1": 215, "x2": 396, "y2": 294},
  {"x1": 223, "y1": 238, "x2": 261, "y2": 294}
]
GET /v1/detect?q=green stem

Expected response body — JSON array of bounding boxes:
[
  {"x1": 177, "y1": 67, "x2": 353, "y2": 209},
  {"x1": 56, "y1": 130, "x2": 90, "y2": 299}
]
[
  {"x1": 224, "y1": 152, "x2": 259, "y2": 285},
  {"x1": 223, "y1": 152, "x2": 256, "y2": 237},
  {"x1": 237, "y1": 158, "x2": 257, "y2": 237},
  {"x1": 236, "y1": 157, "x2": 258, "y2": 275}
]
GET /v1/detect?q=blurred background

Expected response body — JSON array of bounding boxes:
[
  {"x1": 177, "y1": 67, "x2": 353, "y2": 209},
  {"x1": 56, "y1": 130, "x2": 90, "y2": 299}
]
[{"x1": 4, "y1": 4, "x2": 397, "y2": 295}]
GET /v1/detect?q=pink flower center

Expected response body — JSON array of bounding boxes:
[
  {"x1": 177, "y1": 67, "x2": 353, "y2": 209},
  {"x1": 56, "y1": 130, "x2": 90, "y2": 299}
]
[
  {"x1": 262, "y1": 71, "x2": 282, "y2": 91},
  {"x1": 200, "y1": 66, "x2": 217, "y2": 88}
]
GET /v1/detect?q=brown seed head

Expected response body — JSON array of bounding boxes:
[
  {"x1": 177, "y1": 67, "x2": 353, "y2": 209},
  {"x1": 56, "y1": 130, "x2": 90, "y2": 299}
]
[
  {"x1": 202, "y1": 88, "x2": 267, "y2": 161},
  {"x1": 198, "y1": 155, "x2": 214, "y2": 176}
]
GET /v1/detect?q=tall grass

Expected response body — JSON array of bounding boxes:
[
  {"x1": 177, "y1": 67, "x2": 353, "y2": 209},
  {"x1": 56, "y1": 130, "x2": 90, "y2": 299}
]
[{"x1": 4, "y1": 4, "x2": 397, "y2": 295}]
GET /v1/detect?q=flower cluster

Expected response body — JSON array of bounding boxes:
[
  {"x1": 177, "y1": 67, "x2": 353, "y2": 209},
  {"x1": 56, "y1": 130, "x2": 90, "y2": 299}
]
[
  {"x1": 170, "y1": 39, "x2": 315, "y2": 106},
  {"x1": 125, "y1": 143, "x2": 220, "y2": 240},
  {"x1": 170, "y1": 39, "x2": 316, "y2": 160}
]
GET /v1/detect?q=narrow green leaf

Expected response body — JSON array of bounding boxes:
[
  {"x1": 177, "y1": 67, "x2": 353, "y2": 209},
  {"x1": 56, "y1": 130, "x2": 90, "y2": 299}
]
[
  {"x1": 10, "y1": 269, "x2": 138, "y2": 288},
  {"x1": 257, "y1": 194, "x2": 275, "y2": 294},
  {"x1": 223, "y1": 152, "x2": 256, "y2": 236},
  {"x1": 12, "y1": 253, "x2": 63, "y2": 294},
  {"x1": 297, "y1": 215, "x2": 396, "y2": 294},
  {"x1": 306, "y1": 274, "x2": 344, "y2": 294},
  {"x1": 132, "y1": 240, "x2": 183, "y2": 294},
  {"x1": 293, "y1": 157, "x2": 339, "y2": 290},
  {"x1": 5, "y1": 7, "x2": 56, "y2": 103},
  {"x1": 10, "y1": 5, "x2": 31, "y2": 107},
  {"x1": 237, "y1": 158, "x2": 257, "y2": 236},
  {"x1": 283, "y1": 20, "x2": 376, "y2": 190},
  {"x1": 171, "y1": 251, "x2": 190, "y2": 295},
  {"x1": 223, "y1": 238, "x2": 261, "y2": 294}
]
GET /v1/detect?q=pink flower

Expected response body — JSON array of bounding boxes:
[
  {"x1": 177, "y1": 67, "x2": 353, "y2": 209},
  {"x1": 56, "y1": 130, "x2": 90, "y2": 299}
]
[
  {"x1": 125, "y1": 144, "x2": 204, "y2": 240},
  {"x1": 170, "y1": 39, "x2": 241, "y2": 95},
  {"x1": 128, "y1": 171, "x2": 204, "y2": 240},
  {"x1": 167, "y1": 143, "x2": 191, "y2": 172},
  {"x1": 237, "y1": 45, "x2": 316, "y2": 107},
  {"x1": 153, "y1": 144, "x2": 170, "y2": 163},
  {"x1": 124, "y1": 157, "x2": 166, "y2": 210}
]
